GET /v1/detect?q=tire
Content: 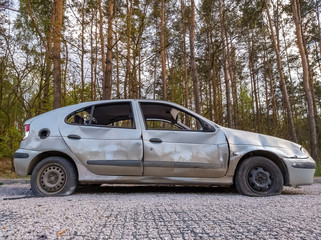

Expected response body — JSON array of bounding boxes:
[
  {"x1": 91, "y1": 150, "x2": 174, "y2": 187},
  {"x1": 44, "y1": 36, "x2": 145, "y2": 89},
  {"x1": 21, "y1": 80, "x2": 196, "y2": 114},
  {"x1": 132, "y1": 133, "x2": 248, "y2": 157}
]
[
  {"x1": 235, "y1": 156, "x2": 283, "y2": 197},
  {"x1": 31, "y1": 156, "x2": 77, "y2": 196}
]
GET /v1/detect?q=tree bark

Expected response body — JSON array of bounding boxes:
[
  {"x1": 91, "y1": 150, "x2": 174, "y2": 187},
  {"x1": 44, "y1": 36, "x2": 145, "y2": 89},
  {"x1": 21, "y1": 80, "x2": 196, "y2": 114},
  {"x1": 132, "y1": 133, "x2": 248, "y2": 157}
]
[
  {"x1": 160, "y1": 0, "x2": 167, "y2": 100},
  {"x1": 282, "y1": 23, "x2": 297, "y2": 122},
  {"x1": 264, "y1": 0, "x2": 297, "y2": 142},
  {"x1": 80, "y1": 0, "x2": 85, "y2": 102},
  {"x1": 52, "y1": 0, "x2": 63, "y2": 109},
  {"x1": 219, "y1": 0, "x2": 231, "y2": 126},
  {"x1": 62, "y1": 39, "x2": 68, "y2": 105},
  {"x1": 248, "y1": 36, "x2": 260, "y2": 132},
  {"x1": 180, "y1": 0, "x2": 189, "y2": 109},
  {"x1": 115, "y1": 26, "x2": 120, "y2": 98},
  {"x1": 90, "y1": 10, "x2": 95, "y2": 101},
  {"x1": 125, "y1": 0, "x2": 132, "y2": 98},
  {"x1": 189, "y1": 0, "x2": 201, "y2": 114},
  {"x1": 291, "y1": 0, "x2": 318, "y2": 160},
  {"x1": 103, "y1": 0, "x2": 114, "y2": 100},
  {"x1": 226, "y1": 34, "x2": 237, "y2": 128},
  {"x1": 98, "y1": 0, "x2": 106, "y2": 99}
]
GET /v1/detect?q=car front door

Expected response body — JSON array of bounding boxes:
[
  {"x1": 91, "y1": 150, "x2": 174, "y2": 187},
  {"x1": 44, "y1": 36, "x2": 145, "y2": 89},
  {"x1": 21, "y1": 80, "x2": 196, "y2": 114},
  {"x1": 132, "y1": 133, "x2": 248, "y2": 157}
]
[
  {"x1": 138, "y1": 101, "x2": 229, "y2": 178},
  {"x1": 59, "y1": 101, "x2": 143, "y2": 176}
]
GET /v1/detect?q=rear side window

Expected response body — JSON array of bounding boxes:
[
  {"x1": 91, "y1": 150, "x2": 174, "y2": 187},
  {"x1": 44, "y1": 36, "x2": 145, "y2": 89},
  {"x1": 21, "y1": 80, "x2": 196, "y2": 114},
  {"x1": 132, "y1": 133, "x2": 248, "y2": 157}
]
[
  {"x1": 66, "y1": 107, "x2": 92, "y2": 125},
  {"x1": 92, "y1": 103, "x2": 135, "y2": 128},
  {"x1": 66, "y1": 102, "x2": 135, "y2": 128}
]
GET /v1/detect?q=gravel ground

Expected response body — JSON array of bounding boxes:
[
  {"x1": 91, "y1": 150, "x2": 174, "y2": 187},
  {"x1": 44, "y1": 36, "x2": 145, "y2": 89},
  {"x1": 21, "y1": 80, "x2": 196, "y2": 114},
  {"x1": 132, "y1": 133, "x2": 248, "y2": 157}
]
[{"x1": 0, "y1": 183, "x2": 321, "y2": 240}]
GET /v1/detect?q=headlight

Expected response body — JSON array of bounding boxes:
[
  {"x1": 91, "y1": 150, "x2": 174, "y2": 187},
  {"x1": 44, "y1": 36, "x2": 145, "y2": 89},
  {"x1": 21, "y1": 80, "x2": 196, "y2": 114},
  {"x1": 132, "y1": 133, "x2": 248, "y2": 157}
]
[{"x1": 300, "y1": 147, "x2": 309, "y2": 156}]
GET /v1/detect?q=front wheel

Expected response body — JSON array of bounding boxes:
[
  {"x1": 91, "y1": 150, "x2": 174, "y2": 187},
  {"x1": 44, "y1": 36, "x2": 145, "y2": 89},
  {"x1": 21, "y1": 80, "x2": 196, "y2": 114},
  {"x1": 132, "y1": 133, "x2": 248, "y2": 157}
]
[
  {"x1": 31, "y1": 156, "x2": 77, "y2": 196},
  {"x1": 235, "y1": 156, "x2": 283, "y2": 197}
]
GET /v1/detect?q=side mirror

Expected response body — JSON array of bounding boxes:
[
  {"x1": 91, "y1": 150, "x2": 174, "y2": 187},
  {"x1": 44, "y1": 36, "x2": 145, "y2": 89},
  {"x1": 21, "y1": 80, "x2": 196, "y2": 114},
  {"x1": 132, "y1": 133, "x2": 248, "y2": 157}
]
[{"x1": 202, "y1": 122, "x2": 216, "y2": 132}]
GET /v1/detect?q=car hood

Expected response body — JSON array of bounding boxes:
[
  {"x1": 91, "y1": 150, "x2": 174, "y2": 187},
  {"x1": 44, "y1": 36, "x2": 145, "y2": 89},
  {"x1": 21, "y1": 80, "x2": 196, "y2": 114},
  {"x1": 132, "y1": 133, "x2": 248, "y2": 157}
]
[{"x1": 220, "y1": 127, "x2": 308, "y2": 159}]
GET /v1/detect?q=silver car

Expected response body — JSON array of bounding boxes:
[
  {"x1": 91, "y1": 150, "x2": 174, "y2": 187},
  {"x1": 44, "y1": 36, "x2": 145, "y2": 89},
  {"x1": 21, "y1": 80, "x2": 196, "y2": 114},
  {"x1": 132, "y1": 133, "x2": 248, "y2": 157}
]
[{"x1": 14, "y1": 99, "x2": 316, "y2": 196}]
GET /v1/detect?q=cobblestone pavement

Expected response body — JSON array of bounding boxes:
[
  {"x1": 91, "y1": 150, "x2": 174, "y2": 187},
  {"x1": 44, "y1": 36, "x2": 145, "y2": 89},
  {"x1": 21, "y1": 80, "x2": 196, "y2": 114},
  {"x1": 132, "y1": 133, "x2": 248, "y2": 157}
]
[{"x1": 1, "y1": 183, "x2": 321, "y2": 239}]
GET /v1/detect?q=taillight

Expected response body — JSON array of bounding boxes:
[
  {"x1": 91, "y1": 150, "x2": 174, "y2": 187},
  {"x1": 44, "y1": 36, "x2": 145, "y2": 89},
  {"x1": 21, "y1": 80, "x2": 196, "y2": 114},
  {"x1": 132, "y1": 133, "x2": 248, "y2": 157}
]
[{"x1": 23, "y1": 124, "x2": 30, "y2": 140}]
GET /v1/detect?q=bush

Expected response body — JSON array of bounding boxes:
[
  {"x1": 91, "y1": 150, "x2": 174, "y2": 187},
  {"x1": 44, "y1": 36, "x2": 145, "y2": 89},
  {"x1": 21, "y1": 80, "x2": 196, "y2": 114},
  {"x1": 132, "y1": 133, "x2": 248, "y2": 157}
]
[
  {"x1": 315, "y1": 163, "x2": 321, "y2": 177},
  {"x1": 0, "y1": 128, "x2": 22, "y2": 158}
]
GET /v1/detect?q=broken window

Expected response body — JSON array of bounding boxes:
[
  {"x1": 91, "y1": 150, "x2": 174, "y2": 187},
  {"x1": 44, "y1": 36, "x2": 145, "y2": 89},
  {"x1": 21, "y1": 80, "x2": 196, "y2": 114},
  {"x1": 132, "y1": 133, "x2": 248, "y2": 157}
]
[
  {"x1": 140, "y1": 103, "x2": 203, "y2": 131},
  {"x1": 66, "y1": 102, "x2": 135, "y2": 128},
  {"x1": 66, "y1": 107, "x2": 92, "y2": 125}
]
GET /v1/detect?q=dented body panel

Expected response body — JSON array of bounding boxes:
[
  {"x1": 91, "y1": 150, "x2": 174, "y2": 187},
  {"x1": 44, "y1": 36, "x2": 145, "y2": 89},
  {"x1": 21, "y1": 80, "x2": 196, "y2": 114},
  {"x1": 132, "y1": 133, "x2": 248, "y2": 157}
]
[
  {"x1": 59, "y1": 124, "x2": 143, "y2": 176},
  {"x1": 142, "y1": 129, "x2": 228, "y2": 177},
  {"x1": 221, "y1": 127, "x2": 315, "y2": 186},
  {"x1": 14, "y1": 99, "x2": 316, "y2": 189}
]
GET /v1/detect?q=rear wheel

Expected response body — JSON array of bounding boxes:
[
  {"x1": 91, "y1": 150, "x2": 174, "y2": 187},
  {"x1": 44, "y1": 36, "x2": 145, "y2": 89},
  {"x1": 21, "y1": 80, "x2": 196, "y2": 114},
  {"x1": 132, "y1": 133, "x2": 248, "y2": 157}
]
[
  {"x1": 31, "y1": 156, "x2": 77, "y2": 196},
  {"x1": 235, "y1": 156, "x2": 283, "y2": 197}
]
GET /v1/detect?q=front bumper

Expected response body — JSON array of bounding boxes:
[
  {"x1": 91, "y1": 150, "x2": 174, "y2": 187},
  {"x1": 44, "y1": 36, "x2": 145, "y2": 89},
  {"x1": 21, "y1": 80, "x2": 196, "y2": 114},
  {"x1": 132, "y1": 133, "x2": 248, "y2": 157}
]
[
  {"x1": 283, "y1": 156, "x2": 316, "y2": 187},
  {"x1": 14, "y1": 149, "x2": 40, "y2": 176}
]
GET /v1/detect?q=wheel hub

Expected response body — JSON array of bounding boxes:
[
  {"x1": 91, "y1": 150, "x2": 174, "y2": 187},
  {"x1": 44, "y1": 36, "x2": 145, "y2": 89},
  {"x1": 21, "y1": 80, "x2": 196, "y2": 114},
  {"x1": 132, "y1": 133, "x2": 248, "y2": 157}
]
[
  {"x1": 248, "y1": 167, "x2": 272, "y2": 192},
  {"x1": 37, "y1": 164, "x2": 67, "y2": 194},
  {"x1": 48, "y1": 173, "x2": 58, "y2": 184}
]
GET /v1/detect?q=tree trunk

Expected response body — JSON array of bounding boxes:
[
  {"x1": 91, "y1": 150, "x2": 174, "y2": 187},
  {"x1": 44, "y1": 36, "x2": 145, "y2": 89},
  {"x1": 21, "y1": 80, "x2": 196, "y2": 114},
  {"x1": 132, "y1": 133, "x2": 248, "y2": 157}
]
[
  {"x1": 94, "y1": 10, "x2": 98, "y2": 100},
  {"x1": 189, "y1": 0, "x2": 201, "y2": 114},
  {"x1": 80, "y1": 0, "x2": 85, "y2": 102},
  {"x1": 291, "y1": 0, "x2": 318, "y2": 160},
  {"x1": 263, "y1": 36, "x2": 279, "y2": 128},
  {"x1": 226, "y1": 34, "x2": 237, "y2": 128},
  {"x1": 282, "y1": 23, "x2": 297, "y2": 122},
  {"x1": 180, "y1": 0, "x2": 189, "y2": 108},
  {"x1": 125, "y1": 0, "x2": 132, "y2": 98},
  {"x1": 138, "y1": 50, "x2": 142, "y2": 98},
  {"x1": 264, "y1": 0, "x2": 297, "y2": 142},
  {"x1": 115, "y1": 26, "x2": 120, "y2": 98},
  {"x1": 103, "y1": 0, "x2": 114, "y2": 100},
  {"x1": 315, "y1": 1, "x2": 321, "y2": 70},
  {"x1": 62, "y1": 40, "x2": 68, "y2": 105},
  {"x1": 43, "y1": 44, "x2": 52, "y2": 112},
  {"x1": 248, "y1": 37, "x2": 260, "y2": 132},
  {"x1": 90, "y1": 11, "x2": 94, "y2": 101},
  {"x1": 52, "y1": 0, "x2": 63, "y2": 109},
  {"x1": 219, "y1": 0, "x2": 231, "y2": 126},
  {"x1": 160, "y1": 0, "x2": 167, "y2": 100},
  {"x1": 98, "y1": 0, "x2": 106, "y2": 100}
]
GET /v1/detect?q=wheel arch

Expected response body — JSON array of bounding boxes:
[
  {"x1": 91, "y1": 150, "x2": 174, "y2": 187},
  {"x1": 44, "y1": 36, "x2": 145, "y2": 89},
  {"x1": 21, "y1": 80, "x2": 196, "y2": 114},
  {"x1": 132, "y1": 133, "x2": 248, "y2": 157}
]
[
  {"x1": 27, "y1": 151, "x2": 78, "y2": 179},
  {"x1": 234, "y1": 150, "x2": 290, "y2": 186}
]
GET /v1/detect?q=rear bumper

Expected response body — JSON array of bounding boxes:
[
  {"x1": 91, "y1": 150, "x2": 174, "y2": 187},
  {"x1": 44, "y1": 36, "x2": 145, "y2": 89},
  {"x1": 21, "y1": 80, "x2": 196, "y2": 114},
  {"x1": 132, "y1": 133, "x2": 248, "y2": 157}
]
[
  {"x1": 283, "y1": 156, "x2": 316, "y2": 187},
  {"x1": 14, "y1": 149, "x2": 40, "y2": 176}
]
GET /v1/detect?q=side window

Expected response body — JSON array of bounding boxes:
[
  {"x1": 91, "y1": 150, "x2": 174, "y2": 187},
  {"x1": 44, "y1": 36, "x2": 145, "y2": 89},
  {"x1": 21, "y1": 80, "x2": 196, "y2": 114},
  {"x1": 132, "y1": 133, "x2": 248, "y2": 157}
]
[
  {"x1": 66, "y1": 102, "x2": 135, "y2": 128},
  {"x1": 140, "y1": 103, "x2": 202, "y2": 131},
  {"x1": 66, "y1": 107, "x2": 92, "y2": 125},
  {"x1": 92, "y1": 103, "x2": 135, "y2": 128}
]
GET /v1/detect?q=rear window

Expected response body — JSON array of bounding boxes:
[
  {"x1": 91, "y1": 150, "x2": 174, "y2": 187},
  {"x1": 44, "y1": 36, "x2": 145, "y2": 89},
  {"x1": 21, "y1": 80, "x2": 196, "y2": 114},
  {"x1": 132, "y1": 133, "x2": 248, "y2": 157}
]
[
  {"x1": 66, "y1": 107, "x2": 92, "y2": 125},
  {"x1": 66, "y1": 102, "x2": 135, "y2": 128}
]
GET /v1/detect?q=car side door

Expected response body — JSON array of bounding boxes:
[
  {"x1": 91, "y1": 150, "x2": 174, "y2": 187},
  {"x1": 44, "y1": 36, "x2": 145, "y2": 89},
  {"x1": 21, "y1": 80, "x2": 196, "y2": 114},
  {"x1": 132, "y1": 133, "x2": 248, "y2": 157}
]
[
  {"x1": 138, "y1": 101, "x2": 229, "y2": 178},
  {"x1": 59, "y1": 101, "x2": 143, "y2": 176}
]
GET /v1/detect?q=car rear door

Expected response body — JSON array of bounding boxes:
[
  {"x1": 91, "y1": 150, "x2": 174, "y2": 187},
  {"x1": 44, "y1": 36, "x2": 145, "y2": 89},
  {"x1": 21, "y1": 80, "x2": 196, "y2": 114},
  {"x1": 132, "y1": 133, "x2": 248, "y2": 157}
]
[
  {"x1": 59, "y1": 101, "x2": 143, "y2": 176},
  {"x1": 138, "y1": 101, "x2": 229, "y2": 178}
]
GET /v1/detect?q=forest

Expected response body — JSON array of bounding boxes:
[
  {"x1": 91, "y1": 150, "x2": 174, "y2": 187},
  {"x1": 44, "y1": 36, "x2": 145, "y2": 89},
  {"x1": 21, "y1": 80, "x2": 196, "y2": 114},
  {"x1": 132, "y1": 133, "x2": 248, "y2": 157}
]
[{"x1": 0, "y1": 0, "x2": 321, "y2": 170}]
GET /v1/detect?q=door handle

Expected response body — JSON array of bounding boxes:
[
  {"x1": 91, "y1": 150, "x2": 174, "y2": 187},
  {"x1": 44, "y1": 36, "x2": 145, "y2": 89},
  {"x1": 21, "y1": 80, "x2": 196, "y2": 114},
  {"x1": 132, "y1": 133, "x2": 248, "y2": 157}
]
[
  {"x1": 67, "y1": 134, "x2": 81, "y2": 140},
  {"x1": 149, "y1": 138, "x2": 162, "y2": 143}
]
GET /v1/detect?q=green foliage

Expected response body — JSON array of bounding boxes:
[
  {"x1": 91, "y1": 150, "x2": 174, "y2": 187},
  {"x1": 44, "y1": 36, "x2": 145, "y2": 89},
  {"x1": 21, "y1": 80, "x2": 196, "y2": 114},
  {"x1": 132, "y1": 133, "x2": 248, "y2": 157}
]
[
  {"x1": 237, "y1": 0, "x2": 265, "y2": 30},
  {"x1": 0, "y1": 128, "x2": 22, "y2": 158},
  {"x1": 315, "y1": 163, "x2": 321, "y2": 177},
  {"x1": 0, "y1": 0, "x2": 320, "y2": 163},
  {"x1": 237, "y1": 86, "x2": 253, "y2": 131}
]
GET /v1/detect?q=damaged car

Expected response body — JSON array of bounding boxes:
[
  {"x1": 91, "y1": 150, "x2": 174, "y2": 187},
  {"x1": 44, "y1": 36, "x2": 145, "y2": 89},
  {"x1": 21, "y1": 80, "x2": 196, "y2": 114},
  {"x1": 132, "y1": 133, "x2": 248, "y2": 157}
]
[{"x1": 14, "y1": 100, "x2": 316, "y2": 196}]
